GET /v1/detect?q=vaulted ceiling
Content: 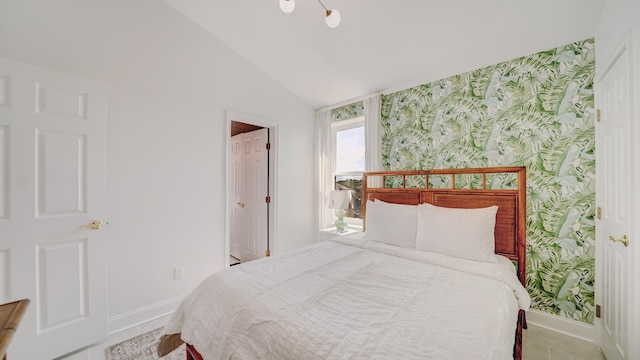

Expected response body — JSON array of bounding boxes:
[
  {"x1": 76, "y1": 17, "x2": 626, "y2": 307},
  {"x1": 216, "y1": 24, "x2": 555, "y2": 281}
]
[{"x1": 163, "y1": 0, "x2": 605, "y2": 109}]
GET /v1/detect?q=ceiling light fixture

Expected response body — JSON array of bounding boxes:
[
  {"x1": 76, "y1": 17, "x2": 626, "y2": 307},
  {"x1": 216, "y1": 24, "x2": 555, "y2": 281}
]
[
  {"x1": 279, "y1": 0, "x2": 295, "y2": 14},
  {"x1": 279, "y1": 0, "x2": 341, "y2": 29}
]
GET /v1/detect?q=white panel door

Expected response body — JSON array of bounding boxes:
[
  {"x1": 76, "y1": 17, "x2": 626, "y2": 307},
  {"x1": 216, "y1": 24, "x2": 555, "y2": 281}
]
[
  {"x1": 230, "y1": 135, "x2": 243, "y2": 259},
  {"x1": 595, "y1": 46, "x2": 632, "y2": 360},
  {"x1": 0, "y1": 57, "x2": 108, "y2": 359},
  {"x1": 240, "y1": 128, "x2": 269, "y2": 262}
]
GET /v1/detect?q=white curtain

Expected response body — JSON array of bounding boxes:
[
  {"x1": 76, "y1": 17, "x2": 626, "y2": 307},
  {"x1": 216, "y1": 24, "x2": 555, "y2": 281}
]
[
  {"x1": 316, "y1": 108, "x2": 334, "y2": 230},
  {"x1": 316, "y1": 93, "x2": 383, "y2": 230},
  {"x1": 364, "y1": 94, "x2": 382, "y2": 187}
]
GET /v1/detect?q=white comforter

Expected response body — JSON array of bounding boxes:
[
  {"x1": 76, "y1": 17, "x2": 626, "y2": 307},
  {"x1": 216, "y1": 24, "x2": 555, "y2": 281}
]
[{"x1": 161, "y1": 236, "x2": 530, "y2": 360}]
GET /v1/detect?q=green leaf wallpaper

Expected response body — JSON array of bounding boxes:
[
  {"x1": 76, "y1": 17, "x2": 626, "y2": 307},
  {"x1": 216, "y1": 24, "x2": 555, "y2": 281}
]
[
  {"x1": 380, "y1": 39, "x2": 596, "y2": 323},
  {"x1": 332, "y1": 102, "x2": 364, "y2": 122}
]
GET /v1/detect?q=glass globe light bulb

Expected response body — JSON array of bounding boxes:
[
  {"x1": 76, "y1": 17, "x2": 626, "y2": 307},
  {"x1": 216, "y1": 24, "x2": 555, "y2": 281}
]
[
  {"x1": 279, "y1": 0, "x2": 295, "y2": 14},
  {"x1": 325, "y1": 9, "x2": 341, "y2": 28}
]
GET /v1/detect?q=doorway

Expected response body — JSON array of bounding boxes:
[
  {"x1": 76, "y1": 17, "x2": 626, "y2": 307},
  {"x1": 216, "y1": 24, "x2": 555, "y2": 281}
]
[{"x1": 226, "y1": 112, "x2": 277, "y2": 267}]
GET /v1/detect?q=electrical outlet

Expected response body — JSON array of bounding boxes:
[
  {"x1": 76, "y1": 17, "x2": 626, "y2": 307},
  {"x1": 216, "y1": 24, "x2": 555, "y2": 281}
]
[{"x1": 173, "y1": 267, "x2": 184, "y2": 280}]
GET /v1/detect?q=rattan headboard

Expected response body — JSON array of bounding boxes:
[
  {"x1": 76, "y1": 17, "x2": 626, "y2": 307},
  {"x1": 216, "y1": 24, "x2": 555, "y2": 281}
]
[{"x1": 362, "y1": 166, "x2": 527, "y2": 287}]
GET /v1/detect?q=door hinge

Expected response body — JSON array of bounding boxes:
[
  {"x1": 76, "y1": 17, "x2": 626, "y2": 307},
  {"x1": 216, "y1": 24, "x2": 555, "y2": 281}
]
[
  {"x1": 596, "y1": 109, "x2": 601, "y2": 122},
  {"x1": 596, "y1": 304, "x2": 601, "y2": 318},
  {"x1": 266, "y1": 142, "x2": 271, "y2": 150},
  {"x1": 266, "y1": 196, "x2": 271, "y2": 203},
  {"x1": 596, "y1": 206, "x2": 602, "y2": 220}
]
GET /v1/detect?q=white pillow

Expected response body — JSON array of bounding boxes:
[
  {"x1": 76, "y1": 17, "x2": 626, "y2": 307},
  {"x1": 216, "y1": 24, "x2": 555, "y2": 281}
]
[
  {"x1": 495, "y1": 254, "x2": 517, "y2": 275},
  {"x1": 415, "y1": 203, "x2": 498, "y2": 263},
  {"x1": 364, "y1": 200, "x2": 418, "y2": 248}
]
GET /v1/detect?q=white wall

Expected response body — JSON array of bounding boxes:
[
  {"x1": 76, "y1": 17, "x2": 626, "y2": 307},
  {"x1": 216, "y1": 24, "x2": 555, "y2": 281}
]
[
  {"x1": 0, "y1": 0, "x2": 316, "y2": 332},
  {"x1": 595, "y1": 0, "x2": 640, "y2": 358}
]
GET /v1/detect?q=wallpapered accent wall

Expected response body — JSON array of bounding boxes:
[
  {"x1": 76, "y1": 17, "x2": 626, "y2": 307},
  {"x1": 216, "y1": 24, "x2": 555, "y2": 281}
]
[
  {"x1": 332, "y1": 102, "x2": 364, "y2": 122},
  {"x1": 380, "y1": 39, "x2": 596, "y2": 324}
]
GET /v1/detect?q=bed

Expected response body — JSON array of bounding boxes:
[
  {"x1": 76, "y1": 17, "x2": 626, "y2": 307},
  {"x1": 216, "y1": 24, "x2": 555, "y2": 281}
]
[{"x1": 158, "y1": 166, "x2": 530, "y2": 360}]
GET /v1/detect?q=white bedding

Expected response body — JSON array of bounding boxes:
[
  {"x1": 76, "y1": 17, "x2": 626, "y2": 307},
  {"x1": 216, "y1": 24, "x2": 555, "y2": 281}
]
[{"x1": 161, "y1": 236, "x2": 530, "y2": 360}]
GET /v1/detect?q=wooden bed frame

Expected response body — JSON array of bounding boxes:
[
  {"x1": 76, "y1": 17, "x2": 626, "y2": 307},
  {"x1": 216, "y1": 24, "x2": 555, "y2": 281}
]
[
  {"x1": 184, "y1": 166, "x2": 527, "y2": 360},
  {"x1": 362, "y1": 166, "x2": 527, "y2": 360}
]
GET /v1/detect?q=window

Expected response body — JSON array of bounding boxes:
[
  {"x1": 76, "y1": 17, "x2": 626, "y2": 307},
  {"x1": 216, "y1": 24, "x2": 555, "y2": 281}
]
[{"x1": 332, "y1": 117, "x2": 365, "y2": 225}]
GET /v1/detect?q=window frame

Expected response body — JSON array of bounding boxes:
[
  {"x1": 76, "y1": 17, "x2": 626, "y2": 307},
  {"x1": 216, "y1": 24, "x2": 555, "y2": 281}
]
[{"x1": 331, "y1": 116, "x2": 365, "y2": 228}]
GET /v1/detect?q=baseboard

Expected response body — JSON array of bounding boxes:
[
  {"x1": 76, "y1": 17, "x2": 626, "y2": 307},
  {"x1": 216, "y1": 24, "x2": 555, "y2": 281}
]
[
  {"x1": 107, "y1": 295, "x2": 183, "y2": 335},
  {"x1": 526, "y1": 309, "x2": 595, "y2": 343}
]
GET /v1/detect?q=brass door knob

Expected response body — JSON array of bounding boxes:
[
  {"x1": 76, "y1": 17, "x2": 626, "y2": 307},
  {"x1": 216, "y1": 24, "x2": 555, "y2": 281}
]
[
  {"x1": 80, "y1": 220, "x2": 102, "y2": 230},
  {"x1": 237, "y1": 202, "x2": 245, "y2": 208},
  {"x1": 608, "y1": 235, "x2": 629, "y2": 247}
]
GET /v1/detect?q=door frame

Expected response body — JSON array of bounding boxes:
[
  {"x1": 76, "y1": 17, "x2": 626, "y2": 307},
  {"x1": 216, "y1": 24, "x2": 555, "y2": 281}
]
[{"x1": 225, "y1": 111, "x2": 278, "y2": 267}]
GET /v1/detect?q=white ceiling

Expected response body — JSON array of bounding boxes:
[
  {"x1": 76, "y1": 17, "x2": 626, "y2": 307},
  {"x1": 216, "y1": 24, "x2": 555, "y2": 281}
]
[{"x1": 163, "y1": 0, "x2": 605, "y2": 109}]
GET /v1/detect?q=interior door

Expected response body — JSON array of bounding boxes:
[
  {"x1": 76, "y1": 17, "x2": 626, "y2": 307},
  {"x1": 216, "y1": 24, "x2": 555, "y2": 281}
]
[
  {"x1": 0, "y1": 57, "x2": 108, "y2": 359},
  {"x1": 595, "y1": 45, "x2": 631, "y2": 360},
  {"x1": 230, "y1": 134, "x2": 243, "y2": 260},
  {"x1": 243, "y1": 128, "x2": 269, "y2": 261},
  {"x1": 239, "y1": 128, "x2": 269, "y2": 262}
]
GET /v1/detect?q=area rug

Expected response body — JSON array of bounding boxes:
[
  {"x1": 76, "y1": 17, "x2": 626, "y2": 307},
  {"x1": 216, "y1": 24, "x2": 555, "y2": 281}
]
[{"x1": 105, "y1": 327, "x2": 185, "y2": 360}]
